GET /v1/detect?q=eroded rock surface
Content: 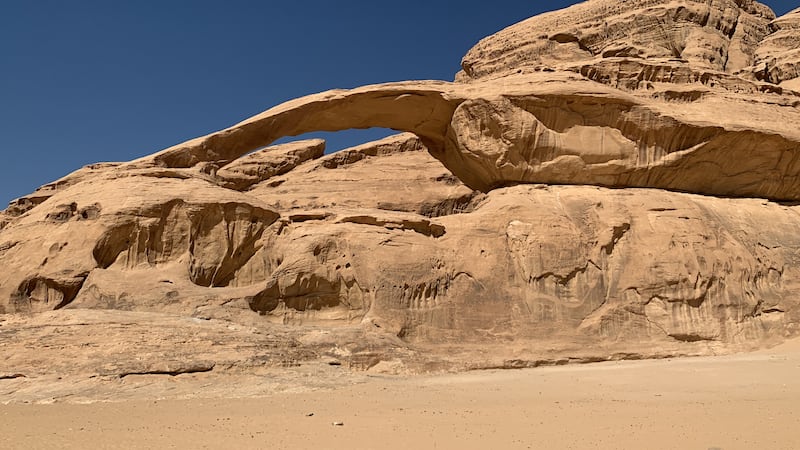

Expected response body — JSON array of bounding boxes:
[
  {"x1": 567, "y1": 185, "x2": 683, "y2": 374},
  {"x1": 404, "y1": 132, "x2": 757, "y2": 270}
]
[
  {"x1": 752, "y1": 7, "x2": 800, "y2": 84},
  {"x1": 2, "y1": 0, "x2": 799, "y2": 398},
  {"x1": 249, "y1": 133, "x2": 477, "y2": 215},
  {"x1": 457, "y1": 0, "x2": 777, "y2": 81},
  {"x1": 216, "y1": 139, "x2": 325, "y2": 191}
]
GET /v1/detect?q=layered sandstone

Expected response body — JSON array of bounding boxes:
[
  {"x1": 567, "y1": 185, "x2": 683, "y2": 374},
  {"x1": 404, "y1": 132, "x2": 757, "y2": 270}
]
[
  {"x1": 455, "y1": 0, "x2": 780, "y2": 82},
  {"x1": 752, "y1": 7, "x2": 800, "y2": 85},
  {"x1": 1, "y1": 0, "x2": 799, "y2": 384}
]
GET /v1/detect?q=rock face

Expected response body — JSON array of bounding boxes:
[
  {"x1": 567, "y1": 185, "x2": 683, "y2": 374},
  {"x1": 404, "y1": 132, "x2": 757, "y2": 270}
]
[
  {"x1": 1, "y1": 0, "x2": 799, "y2": 382},
  {"x1": 457, "y1": 0, "x2": 777, "y2": 81},
  {"x1": 753, "y1": 7, "x2": 800, "y2": 85},
  {"x1": 216, "y1": 139, "x2": 326, "y2": 191}
]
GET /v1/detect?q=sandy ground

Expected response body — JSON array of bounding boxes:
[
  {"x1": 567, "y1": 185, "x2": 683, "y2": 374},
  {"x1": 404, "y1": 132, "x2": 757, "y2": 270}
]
[{"x1": 2, "y1": 339, "x2": 799, "y2": 450}]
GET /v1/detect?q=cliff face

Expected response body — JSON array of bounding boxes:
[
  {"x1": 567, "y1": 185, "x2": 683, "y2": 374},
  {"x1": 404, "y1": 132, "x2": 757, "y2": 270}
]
[
  {"x1": 754, "y1": 7, "x2": 800, "y2": 85},
  {"x1": 2, "y1": 0, "x2": 799, "y2": 378}
]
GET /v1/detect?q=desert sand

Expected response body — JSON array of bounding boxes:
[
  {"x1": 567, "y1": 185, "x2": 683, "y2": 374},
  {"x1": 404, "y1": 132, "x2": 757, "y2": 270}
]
[{"x1": 2, "y1": 338, "x2": 799, "y2": 450}]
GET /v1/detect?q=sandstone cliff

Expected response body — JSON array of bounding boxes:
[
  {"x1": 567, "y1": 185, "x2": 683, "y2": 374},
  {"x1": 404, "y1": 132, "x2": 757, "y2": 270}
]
[{"x1": 1, "y1": 0, "x2": 799, "y2": 382}]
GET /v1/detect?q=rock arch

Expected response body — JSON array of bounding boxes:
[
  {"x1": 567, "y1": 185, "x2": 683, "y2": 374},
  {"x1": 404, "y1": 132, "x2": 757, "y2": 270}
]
[
  {"x1": 136, "y1": 81, "x2": 465, "y2": 169},
  {"x1": 132, "y1": 76, "x2": 800, "y2": 201}
]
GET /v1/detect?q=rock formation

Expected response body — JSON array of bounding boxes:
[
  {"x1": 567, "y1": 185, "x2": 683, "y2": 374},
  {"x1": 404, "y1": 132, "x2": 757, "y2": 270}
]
[
  {"x1": 1, "y1": 0, "x2": 799, "y2": 382},
  {"x1": 753, "y1": 7, "x2": 800, "y2": 86},
  {"x1": 457, "y1": 0, "x2": 777, "y2": 80}
]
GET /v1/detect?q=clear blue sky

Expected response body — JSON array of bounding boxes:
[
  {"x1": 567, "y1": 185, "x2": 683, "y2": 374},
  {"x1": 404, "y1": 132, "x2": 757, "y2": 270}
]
[{"x1": 1, "y1": 1, "x2": 796, "y2": 207}]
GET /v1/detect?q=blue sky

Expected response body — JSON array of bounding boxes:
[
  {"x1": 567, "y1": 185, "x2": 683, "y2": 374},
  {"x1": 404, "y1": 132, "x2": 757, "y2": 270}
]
[{"x1": 1, "y1": 1, "x2": 796, "y2": 207}]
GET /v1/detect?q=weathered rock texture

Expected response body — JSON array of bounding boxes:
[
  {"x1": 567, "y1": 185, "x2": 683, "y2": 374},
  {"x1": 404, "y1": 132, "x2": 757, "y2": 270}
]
[
  {"x1": 753, "y1": 7, "x2": 800, "y2": 85},
  {"x1": 2, "y1": 0, "x2": 799, "y2": 384},
  {"x1": 457, "y1": 0, "x2": 778, "y2": 81}
]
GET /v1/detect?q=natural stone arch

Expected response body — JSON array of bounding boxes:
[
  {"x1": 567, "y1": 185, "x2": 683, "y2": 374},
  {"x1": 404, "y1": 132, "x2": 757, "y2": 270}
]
[
  {"x1": 131, "y1": 75, "x2": 800, "y2": 201},
  {"x1": 135, "y1": 81, "x2": 466, "y2": 169}
]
